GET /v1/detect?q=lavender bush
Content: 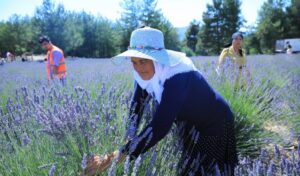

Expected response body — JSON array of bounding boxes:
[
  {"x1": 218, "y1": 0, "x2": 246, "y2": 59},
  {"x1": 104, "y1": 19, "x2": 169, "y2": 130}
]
[{"x1": 0, "y1": 54, "x2": 299, "y2": 175}]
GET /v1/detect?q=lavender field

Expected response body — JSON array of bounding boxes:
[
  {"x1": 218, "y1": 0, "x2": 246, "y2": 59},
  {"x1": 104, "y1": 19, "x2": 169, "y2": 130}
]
[{"x1": 0, "y1": 54, "x2": 299, "y2": 175}]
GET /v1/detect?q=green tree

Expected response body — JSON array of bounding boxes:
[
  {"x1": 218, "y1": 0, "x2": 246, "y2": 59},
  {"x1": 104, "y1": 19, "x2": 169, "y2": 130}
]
[
  {"x1": 118, "y1": 0, "x2": 181, "y2": 51},
  {"x1": 256, "y1": 0, "x2": 287, "y2": 53},
  {"x1": 62, "y1": 12, "x2": 84, "y2": 57},
  {"x1": 72, "y1": 12, "x2": 117, "y2": 58},
  {"x1": 140, "y1": 0, "x2": 181, "y2": 51},
  {"x1": 158, "y1": 18, "x2": 181, "y2": 51},
  {"x1": 94, "y1": 18, "x2": 119, "y2": 58},
  {"x1": 0, "y1": 22, "x2": 13, "y2": 56},
  {"x1": 139, "y1": 0, "x2": 162, "y2": 28},
  {"x1": 285, "y1": 0, "x2": 300, "y2": 37},
  {"x1": 244, "y1": 31, "x2": 262, "y2": 54},
  {"x1": 0, "y1": 15, "x2": 35, "y2": 56},
  {"x1": 75, "y1": 12, "x2": 99, "y2": 57},
  {"x1": 118, "y1": 0, "x2": 141, "y2": 51},
  {"x1": 197, "y1": 0, "x2": 223, "y2": 55},
  {"x1": 197, "y1": 0, "x2": 243, "y2": 55},
  {"x1": 184, "y1": 20, "x2": 200, "y2": 53},
  {"x1": 33, "y1": 0, "x2": 67, "y2": 49},
  {"x1": 195, "y1": 25, "x2": 209, "y2": 55},
  {"x1": 221, "y1": 0, "x2": 243, "y2": 43}
]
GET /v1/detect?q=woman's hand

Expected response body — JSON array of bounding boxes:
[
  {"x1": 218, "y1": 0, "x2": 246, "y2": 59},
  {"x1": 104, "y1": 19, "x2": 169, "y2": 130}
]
[
  {"x1": 82, "y1": 153, "x2": 115, "y2": 176},
  {"x1": 82, "y1": 151, "x2": 126, "y2": 176}
]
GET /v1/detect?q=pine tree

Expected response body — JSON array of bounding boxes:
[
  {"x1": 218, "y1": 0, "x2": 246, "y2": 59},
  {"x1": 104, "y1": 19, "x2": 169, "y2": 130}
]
[
  {"x1": 139, "y1": 0, "x2": 162, "y2": 28},
  {"x1": 185, "y1": 20, "x2": 200, "y2": 52},
  {"x1": 75, "y1": 12, "x2": 99, "y2": 57},
  {"x1": 62, "y1": 12, "x2": 84, "y2": 57},
  {"x1": 198, "y1": 0, "x2": 223, "y2": 55},
  {"x1": 221, "y1": 0, "x2": 243, "y2": 45},
  {"x1": 33, "y1": 0, "x2": 67, "y2": 48},
  {"x1": 197, "y1": 0, "x2": 243, "y2": 55},
  {"x1": 0, "y1": 15, "x2": 35, "y2": 55},
  {"x1": 256, "y1": 0, "x2": 287, "y2": 53},
  {"x1": 119, "y1": 0, "x2": 141, "y2": 51},
  {"x1": 118, "y1": 0, "x2": 180, "y2": 51},
  {"x1": 285, "y1": 0, "x2": 300, "y2": 38}
]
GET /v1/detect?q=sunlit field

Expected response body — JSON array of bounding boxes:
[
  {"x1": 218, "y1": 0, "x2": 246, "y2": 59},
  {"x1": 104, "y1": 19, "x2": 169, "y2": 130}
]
[{"x1": 0, "y1": 54, "x2": 299, "y2": 175}]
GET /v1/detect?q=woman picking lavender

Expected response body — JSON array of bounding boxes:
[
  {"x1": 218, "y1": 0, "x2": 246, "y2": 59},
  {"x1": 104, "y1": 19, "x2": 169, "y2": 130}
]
[{"x1": 83, "y1": 27, "x2": 238, "y2": 175}]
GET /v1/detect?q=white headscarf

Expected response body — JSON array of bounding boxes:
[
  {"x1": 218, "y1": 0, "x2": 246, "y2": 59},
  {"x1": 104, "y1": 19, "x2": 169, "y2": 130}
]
[{"x1": 133, "y1": 56, "x2": 197, "y2": 103}]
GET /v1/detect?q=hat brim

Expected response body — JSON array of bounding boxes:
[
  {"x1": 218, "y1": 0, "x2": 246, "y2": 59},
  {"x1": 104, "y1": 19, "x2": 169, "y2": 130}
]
[{"x1": 111, "y1": 49, "x2": 185, "y2": 66}]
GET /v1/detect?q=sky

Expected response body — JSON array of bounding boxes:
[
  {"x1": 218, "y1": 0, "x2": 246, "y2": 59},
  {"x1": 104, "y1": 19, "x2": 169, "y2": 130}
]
[{"x1": 0, "y1": 0, "x2": 266, "y2": 28}]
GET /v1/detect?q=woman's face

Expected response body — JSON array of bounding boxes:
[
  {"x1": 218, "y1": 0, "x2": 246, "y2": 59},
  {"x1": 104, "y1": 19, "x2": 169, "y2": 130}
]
[
  {"x1": 232, "y1": 36, "x2": 243, "y2": 48},
  {"x1": 131, "y1": 57, "x2": 155, "y2": 80}
]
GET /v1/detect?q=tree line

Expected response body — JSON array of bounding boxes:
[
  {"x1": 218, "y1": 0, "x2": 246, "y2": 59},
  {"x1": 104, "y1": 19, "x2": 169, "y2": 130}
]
[{"x1": 0, "y1": 0, "x2": 299, "y2": 58}]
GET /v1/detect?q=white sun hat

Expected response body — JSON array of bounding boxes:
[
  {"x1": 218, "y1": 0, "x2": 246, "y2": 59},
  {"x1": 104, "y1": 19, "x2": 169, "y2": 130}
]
[{"x1": 112, "y1": 27, "x2": 186, "y2": 66}]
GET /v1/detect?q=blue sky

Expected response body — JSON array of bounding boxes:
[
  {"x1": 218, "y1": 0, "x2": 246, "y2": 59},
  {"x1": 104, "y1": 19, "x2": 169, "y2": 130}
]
[{"x1": 0, "y1": 0, "x2": 266, "y2": 27}]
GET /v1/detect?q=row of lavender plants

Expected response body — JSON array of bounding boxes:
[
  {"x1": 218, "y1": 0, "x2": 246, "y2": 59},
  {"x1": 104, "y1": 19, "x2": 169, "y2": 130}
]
[{"x1": 0, "y1": 55, "x2": 299, "y2": 175}]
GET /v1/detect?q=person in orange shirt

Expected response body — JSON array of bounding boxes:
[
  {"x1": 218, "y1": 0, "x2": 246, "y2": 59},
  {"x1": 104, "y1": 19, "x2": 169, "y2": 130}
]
[{"x1": 39, "y1": 36, "x2": 67, "y2": 85}]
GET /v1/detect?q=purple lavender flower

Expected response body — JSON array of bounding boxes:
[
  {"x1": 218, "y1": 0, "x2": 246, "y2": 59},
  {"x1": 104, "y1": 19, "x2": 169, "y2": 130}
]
[
  {"x1": 297, "y1": 137, "x2": 300, "y2": 158},
  {"x1": 48, "y1": 164, "x2": 56, "y2": 176},
  {"x1": 80, "y1": 153, "x2": 87, "y2": 170},
  {"x1": 255, "y1": 160, "x2": 264, "y2": 175},
  {"x1": 108, "y1": 160, "x2": 116, "y2": 176},
  {"x1": 21, "y1": 132, "x2": 31, "y2": 146},
  {"x1": 281, "y1": 157, "x2": 287, "y2": 173},
  {"x1": 123, "y1": 156, "x2": 130, "y2": 176},
  {"x1": 101, "y1": 84, "x2": 106, "y2": 95},
  {"x1": 21, "y1": 86, "x2": 28, "y2": 97},
  {"x1": 146, "y1": 150, "x2": 157, "y2": 176},
  {"x1": 128, "y1": 127, "x2": 153, "y2": 154},
  {"x1": 274, "y1": 144, "x2": 281, "y2": 159},
  {"x1": 267, "y1": 160, "x2": 276, "y2": 176},
  {"x1": 214, "y1": 164, "x2": 221, "y2": 176},
  {"x1": 132, "y1": 155, "x2": 143, "y2": 176},
  {"x1": 193, "y1": 131, "x2": 199, "y2": 144}
]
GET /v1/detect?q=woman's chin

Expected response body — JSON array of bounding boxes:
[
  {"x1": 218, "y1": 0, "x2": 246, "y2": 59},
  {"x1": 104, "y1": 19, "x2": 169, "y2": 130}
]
[
  {"x1": 141, "y1": 77, "x2": 151, "y2": 80},
  {"x1": 140, "y1": 74, "x2": 154, "y2": 80}
]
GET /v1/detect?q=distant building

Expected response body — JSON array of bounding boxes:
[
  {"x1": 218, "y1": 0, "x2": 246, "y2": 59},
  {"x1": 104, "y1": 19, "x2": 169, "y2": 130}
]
[{"x1": 275, "y1": 38, "x2": 300, "y2": 53}]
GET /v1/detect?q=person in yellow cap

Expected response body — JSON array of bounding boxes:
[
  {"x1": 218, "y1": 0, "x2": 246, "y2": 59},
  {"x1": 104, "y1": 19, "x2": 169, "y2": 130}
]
[
  {"x1": 216, "y1": 32, "x2": 251, "y2": 89},
  {"x1": 82, "y1": 27, "x2": 237, "y2": 176}
]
